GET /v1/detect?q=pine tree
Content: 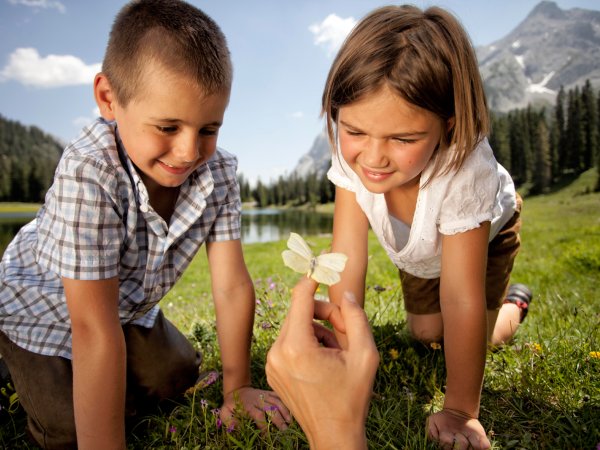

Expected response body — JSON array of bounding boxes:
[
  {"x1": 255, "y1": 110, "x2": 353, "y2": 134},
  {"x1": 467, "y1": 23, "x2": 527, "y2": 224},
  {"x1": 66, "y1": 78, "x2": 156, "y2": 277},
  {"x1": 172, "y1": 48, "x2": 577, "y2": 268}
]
[
  {"x1": 532, "y1": 114, "x2": 552, "y2": 194},
  {"x1": 581, "y1": 80, "x2": 599, "y2": 171}
]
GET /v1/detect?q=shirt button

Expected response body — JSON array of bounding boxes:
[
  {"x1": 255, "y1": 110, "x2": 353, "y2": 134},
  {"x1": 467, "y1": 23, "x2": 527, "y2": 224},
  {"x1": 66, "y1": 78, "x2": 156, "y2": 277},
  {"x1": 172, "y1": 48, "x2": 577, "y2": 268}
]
[
  {"x1": 154, "y1": 285, "x2": 163, "y2": 295},
  {"x1": 140, "y1": 204, "x2": 149, "y2": 213}
]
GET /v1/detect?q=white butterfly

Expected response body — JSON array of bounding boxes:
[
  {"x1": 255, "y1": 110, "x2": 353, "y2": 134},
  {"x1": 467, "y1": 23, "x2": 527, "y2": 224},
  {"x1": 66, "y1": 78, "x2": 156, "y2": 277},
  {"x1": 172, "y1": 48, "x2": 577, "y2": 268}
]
[{"x1": 281, "y1": 232, "x2": 348, "y2": 286}]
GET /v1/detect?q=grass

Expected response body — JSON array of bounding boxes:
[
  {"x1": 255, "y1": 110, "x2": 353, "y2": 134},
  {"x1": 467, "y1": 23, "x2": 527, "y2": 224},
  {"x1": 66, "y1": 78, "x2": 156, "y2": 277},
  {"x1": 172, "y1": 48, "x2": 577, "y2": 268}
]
[{"x1": 1, "y1": 169, "x2": 599, "y2": 449}]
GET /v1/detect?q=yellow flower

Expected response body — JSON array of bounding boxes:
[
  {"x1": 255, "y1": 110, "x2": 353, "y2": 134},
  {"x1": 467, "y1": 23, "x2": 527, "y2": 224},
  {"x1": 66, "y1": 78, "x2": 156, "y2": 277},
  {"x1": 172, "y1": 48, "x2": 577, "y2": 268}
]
[
  {"x1": 430, "y1": 342, "x2": 442, "y2": 350},
  {"x1": 590, "y1": 351, "x2": 600, "y2": 359},
  {"x1": 389, "y1": 349, "x2": 399, "y2": 360},
  {"x1": 529, "y1": 342, "x2": 542, "y2": 353}
]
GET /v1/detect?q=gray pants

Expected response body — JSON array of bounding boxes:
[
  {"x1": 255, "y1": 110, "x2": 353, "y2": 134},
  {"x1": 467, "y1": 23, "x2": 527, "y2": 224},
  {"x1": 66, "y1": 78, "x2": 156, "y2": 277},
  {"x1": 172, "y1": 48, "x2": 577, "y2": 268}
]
[{"x1": 0, "y1": 310, "x2": 201, "y2": 449}]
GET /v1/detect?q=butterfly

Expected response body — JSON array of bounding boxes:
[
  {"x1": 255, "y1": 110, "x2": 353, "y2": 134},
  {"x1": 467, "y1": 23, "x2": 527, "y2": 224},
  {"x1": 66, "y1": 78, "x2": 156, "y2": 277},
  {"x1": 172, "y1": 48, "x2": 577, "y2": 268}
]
[{"x1": 281, "y1": 232, "x2": 348, "y2": 286}]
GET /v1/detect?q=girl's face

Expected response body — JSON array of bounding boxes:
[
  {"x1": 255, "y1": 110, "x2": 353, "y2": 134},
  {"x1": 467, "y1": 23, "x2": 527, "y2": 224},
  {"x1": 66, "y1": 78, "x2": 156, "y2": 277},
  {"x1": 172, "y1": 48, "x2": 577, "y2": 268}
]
[{"x1": 337, "y1": 84, "x2": 447, "y2": 194}]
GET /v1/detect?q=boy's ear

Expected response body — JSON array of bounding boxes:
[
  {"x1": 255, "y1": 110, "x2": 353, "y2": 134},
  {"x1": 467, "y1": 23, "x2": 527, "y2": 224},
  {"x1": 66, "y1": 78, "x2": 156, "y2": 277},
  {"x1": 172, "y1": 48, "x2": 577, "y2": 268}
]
[{"x1": 94, "y1": 73, "x2": 117, "y2": 121}]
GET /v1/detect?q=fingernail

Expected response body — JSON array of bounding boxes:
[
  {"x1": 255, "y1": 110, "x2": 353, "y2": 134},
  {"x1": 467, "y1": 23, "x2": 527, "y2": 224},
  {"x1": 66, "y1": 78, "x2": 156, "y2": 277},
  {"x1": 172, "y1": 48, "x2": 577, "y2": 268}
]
[{"x1": 343, "y1": 291, "x2": 356, "y2": 303}]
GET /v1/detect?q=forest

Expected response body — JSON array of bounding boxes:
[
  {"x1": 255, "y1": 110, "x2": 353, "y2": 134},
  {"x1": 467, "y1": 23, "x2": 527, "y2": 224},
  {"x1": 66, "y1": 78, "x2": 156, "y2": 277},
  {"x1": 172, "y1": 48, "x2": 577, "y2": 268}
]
[{"x1": 1, "y1": 80, "x2": 599, "y2": 205}]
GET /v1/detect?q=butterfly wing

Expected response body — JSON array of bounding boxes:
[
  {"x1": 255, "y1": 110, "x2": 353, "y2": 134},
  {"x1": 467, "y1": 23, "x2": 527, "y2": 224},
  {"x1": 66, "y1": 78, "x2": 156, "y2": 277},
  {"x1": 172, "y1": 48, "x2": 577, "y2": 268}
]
[
  {"x1": 311, "y1": 252, "x2": 348, "y2": 286},
  {"x1": 281, "y1": 233, "x2": 314, "y2": 275}
]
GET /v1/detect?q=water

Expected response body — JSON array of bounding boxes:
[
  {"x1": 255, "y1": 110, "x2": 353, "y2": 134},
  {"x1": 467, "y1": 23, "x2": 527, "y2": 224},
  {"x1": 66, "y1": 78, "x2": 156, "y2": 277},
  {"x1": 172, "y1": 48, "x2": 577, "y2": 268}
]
[{"x1": 0, "y1": 209, "x2": 333, "y2": 257}]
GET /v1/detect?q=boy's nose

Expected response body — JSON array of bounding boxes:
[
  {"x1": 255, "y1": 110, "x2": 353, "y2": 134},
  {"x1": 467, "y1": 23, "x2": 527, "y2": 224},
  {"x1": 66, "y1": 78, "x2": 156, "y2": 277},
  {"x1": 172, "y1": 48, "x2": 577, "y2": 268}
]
[{"x1": 174, "y1": 133, "x2": 200, "y2": 163}]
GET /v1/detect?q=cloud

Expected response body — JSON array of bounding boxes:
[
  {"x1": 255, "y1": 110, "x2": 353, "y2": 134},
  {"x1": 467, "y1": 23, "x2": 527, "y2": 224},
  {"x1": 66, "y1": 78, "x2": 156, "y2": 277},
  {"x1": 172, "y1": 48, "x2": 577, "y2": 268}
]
[
  {"x1": 0, "y1": 48, "x2": 100, "y2": 88},
  {"x1": 72, "y1": 107, "x2": 101, "y2": 130},
  {"x1": 8, "y1": 0, "x2": 66, "y2": 13},
  {"x1": 309, "y1": 14, "x2": 357, "y2": 56}
]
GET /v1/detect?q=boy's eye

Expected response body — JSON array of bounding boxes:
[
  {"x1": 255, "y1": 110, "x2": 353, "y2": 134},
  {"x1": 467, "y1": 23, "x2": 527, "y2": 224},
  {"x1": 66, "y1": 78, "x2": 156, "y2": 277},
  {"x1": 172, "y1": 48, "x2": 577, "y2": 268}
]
[
  {"x1": 200, "y1": 128, "x2": 218, "y2": 136},
  {"x1": 156, "y1": 125, "x2": 178, "y2": 134}
]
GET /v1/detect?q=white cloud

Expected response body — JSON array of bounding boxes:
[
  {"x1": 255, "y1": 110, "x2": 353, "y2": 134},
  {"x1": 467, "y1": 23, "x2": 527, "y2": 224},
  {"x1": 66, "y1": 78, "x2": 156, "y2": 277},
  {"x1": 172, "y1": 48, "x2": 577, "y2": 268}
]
[
  {"x1": 0, "y1": 48, "x2": 100, "y2": 88},
  {"x1": 8, "y1": 0, "x2": 66, "y2": 13},
  {"x1": 309, "y1": 14, "x2": 356, "y2": 56},
  {"x1": 72, "y1": 107, "x2": 101, "y2": 130}
]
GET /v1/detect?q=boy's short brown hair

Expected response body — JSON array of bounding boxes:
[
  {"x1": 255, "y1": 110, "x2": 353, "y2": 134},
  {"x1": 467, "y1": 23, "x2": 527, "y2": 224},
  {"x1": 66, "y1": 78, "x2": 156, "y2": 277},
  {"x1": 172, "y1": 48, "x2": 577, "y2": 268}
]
[{"x1": 102, "y1": 0, "x2": 232, "y2": 106}]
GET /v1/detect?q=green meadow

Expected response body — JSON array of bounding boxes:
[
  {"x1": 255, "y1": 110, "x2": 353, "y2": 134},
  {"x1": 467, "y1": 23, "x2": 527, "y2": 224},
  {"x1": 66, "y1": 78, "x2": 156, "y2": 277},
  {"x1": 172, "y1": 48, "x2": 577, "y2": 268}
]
[{"x1": 1, "y1": 169, "x2": 599, "y2": 449}]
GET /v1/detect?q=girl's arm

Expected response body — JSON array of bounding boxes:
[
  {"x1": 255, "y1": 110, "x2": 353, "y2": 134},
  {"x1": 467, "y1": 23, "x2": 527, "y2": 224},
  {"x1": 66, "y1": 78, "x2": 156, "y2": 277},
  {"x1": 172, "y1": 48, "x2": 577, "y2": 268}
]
[
  {"x1": 439, "y1": 221, "x2": 490, "y2": 417},
  {"x1": 63, "y1": 276, "x2": 126, "y2": 450},
  {"x1": 328, "y1": 186, "x2": 370, "y2": 308}
]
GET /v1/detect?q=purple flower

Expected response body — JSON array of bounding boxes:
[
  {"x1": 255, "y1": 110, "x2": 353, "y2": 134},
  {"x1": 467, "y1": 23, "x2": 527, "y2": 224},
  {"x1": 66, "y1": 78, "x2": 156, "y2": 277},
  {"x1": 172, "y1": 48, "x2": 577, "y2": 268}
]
[
  {"x1": 261, "y1": 321, "x2": 272, "y2": 329},
  {"x1": 169, "y1": 425, "x2": 177, "y2": 433},
  {"x1": 216, "y1": 418, "x2": 222, "y2": 429},
  {"x1": 226, "y1": 422, "x2": 235, "y2": 433},
  {"x1": 269, "y1": 282, "x2": 276, "y2": 291},
  {"x1": 211, "y1": 408, "x2": 220, "y2": 416},
  {"x1": 264, "y1": 404, "x2": 279, "y2": 412},
  {"x1": 200, "y1": 399, "x2": 208, "y2": 409}
]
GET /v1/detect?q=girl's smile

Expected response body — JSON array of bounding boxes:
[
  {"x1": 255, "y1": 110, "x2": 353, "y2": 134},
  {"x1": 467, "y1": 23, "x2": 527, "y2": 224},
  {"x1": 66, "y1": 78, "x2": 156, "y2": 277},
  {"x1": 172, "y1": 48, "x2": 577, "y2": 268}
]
[{"x1": 338, "y1": 84, "x2": 447, "y2": 195}]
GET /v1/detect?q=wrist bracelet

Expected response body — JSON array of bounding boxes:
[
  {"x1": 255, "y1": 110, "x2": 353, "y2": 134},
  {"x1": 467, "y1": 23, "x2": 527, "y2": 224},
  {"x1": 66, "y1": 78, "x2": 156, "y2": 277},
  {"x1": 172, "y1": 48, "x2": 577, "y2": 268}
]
[{"x1": 442, "y1": 407, "x2": 477, "y2": 420}]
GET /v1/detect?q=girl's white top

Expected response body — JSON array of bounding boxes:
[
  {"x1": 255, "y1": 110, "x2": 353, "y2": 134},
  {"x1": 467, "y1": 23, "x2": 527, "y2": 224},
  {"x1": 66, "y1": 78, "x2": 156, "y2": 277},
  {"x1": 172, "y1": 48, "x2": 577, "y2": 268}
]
[{"x1": 327, "y1": 138, "x2": 517, "y2": 279}]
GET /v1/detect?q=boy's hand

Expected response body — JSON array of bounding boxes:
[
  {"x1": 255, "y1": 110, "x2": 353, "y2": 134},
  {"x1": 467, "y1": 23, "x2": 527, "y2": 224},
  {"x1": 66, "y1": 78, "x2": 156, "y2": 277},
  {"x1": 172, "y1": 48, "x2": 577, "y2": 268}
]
[
  {"x1": 220, "y1": 387, "x2": 291, "y2": 431},
  {"x1": 427, "y1": 410, "x2": 491, "y2": 450}
]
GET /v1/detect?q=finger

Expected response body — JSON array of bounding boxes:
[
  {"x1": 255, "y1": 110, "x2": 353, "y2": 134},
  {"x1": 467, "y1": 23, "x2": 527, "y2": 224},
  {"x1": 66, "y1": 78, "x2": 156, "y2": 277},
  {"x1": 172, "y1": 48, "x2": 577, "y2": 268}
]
[
  {"x1": 263, "y1": 403, "x2": 289, "y2": 430},
  {"x1": 341, "y1": 291, "x2": 377, "y2": 353},
  {"x1": 260, "y1": 391, "x2": 292, "y2": 423},
  {"x1": 426, "y1": 415, "x2": 440, "y2": 441},
  {"x1": 280, "y1": 276, "x2": 319, "y2": 338},
  {"x1": 246, "y1": 403, "x2": 268, "y2": 431},
  {"x1": 454, "y1": 432, "x2": 469, "y2": 450},
  {"x1": 438, "y1": 430, "x2": 456, "y2": 450},
  {"x1": 467, "y1": 432, "x2": 491, "y2": 450},
  {"x1": 312, "y1": 322, "x2": 341, "y2": 349},
  {"x1": 313, "y1": 299, "x2": 346, "y2": 333}
]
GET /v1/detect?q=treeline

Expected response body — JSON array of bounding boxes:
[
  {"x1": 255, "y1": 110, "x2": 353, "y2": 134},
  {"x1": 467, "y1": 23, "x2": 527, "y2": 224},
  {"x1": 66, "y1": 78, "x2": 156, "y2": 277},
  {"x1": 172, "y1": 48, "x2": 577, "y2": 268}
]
[
  {"x1": 244, "y1": 80, "x2": 600, "y2": 207},
  {"x1": 2, "y1": 80, "x2": 599, "y2": 205},
  {"x1": 0, "y1": 114, "x2": 63, "y2": 202}
]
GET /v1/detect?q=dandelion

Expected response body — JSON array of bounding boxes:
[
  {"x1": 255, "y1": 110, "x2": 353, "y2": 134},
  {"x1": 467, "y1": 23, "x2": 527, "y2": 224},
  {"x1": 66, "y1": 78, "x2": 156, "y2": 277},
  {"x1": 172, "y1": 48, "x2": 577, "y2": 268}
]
[
  {"x1": 389, "y1": 348, "x2": 399, "y2": 360},
  {"x1": 430, "y1": 342, "x2": 442, "y2": 350},
  {"x1": 589, "y1": 351, "x2": 600, "y2": 359}
]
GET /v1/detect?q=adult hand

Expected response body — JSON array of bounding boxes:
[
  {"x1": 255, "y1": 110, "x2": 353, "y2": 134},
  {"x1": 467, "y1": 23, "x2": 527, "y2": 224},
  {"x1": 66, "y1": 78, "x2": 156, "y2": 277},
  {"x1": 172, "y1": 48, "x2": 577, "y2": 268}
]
[
  {"x1": 427, "y1": 409, "x2": 491, "y2": 450},
  {"x1": 266, "y1": 276, "x2": 380, "y2": 449}
]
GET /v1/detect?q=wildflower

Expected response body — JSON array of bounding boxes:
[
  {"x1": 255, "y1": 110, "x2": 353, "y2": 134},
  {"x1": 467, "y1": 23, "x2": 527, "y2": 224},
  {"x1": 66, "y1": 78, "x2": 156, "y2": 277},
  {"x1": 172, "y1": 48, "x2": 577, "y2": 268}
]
[
  {"x1": 200, "y1": 399, "x2": 208, "y2": 409},
  {"x1": 389, "y1": 348, "x2": 399, "y2": 360},
  {"x1": 264, "y1": 404, "x2": 279, "y2": 412},
  {"x1": 527, "y1": 342, "x2": 542, "y2": 353},
  {"x1": 256, "y1": 299, "x2": 261, "y2": 305},
  {"x1": 211, "y1": 408, "x2": 220, "y2": 416},
  {"x1": 169, "y1": 425, "x2": 176, "y2": 433},
  {"x1": 216, "y1": 418, "x2": 222, "y2": 429},
  {"x1": 269, "y1": 282, "x2": 276, "y2": 290},
  {"x1": 430, "y1": 342, "x2": 442, "y2": 350},
  {"x1": 590, "y1": 351, "x2": 600, "y2": 359},
  {"x1": 226, "y1": 422, "x2": 235, "y2": 433},
  {"x1": 261, "y1": 321, "x2": 272, "y2": 330}
]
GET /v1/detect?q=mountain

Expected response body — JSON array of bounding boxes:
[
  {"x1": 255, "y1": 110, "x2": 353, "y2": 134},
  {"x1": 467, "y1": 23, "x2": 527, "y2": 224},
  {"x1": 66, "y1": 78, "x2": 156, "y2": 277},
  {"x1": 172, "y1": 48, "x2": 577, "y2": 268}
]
[
  {"x1": 293, "y1": 129, "x2": 331, "y2": 178},
  {"x1": 293, "y1": 1, "x2": 600, "y2": 176},
  {"x1": 478, "y1": 0, "x2": 600, "y2": 111}
]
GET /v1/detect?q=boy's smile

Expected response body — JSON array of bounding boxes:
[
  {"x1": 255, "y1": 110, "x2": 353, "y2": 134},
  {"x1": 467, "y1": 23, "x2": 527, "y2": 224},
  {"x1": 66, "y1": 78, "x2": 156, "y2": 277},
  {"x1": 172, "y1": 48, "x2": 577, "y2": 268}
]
[
  {"x1": 96, "y1": 62, "x2": 230, "y2": 198},
  {"x1": 337, "y1": 84, "x2": 446, "y2": 195}
]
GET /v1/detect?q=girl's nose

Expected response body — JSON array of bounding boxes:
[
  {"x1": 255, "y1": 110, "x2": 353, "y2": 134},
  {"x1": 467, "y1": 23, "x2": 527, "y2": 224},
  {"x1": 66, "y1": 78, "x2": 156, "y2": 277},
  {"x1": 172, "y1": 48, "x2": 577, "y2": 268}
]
[{"x1": 363, "y1": 138, "x2": 388, "y2": 168}]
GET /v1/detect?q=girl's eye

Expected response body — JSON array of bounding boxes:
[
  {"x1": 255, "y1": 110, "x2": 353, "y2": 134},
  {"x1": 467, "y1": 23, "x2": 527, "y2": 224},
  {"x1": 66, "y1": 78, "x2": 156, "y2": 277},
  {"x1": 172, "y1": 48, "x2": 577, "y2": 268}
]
[
  {"x1": 156, "y1": 125, "x2": 178, "y2": 134},
  {"x1": 346, "y1": 130, "x2": 364, "y2": 137},
  {"x1": 393, "y1": 138, "x2": 416, "y2": 144}
]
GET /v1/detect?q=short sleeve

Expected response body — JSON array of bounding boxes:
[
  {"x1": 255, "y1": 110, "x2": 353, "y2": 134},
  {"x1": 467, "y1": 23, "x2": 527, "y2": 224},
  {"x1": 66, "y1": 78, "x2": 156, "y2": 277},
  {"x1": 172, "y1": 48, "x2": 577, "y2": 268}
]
[
  {"x1": 438, "y1": 145, "x2": 500, "y2": 235},
  {"x1": 326, "y1": 154, "x2": 356, "y2": 192},
  {"x1": 206, "y1": 152, "x2": 242, "y2": 242},
  {"x1": 36, "y1": 155, "x2": 124, "y2": 280}
]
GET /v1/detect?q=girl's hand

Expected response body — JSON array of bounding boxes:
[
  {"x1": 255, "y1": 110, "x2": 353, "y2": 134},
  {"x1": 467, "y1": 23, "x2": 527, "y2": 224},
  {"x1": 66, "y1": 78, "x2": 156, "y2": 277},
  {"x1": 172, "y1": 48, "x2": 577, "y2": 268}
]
[
  {"x1": 427, "y1": 410, "x2": 491, "y2": 450},
  {"x1": 220, "y1": 387, "x2": 291, "y2": 431}
]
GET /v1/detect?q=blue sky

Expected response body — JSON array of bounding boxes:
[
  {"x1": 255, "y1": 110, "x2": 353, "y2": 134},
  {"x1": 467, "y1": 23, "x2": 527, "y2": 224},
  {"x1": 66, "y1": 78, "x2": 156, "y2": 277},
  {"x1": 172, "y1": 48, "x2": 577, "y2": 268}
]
[{"x1": 1, "y1": 0, "x2": 599, "y2": 185}]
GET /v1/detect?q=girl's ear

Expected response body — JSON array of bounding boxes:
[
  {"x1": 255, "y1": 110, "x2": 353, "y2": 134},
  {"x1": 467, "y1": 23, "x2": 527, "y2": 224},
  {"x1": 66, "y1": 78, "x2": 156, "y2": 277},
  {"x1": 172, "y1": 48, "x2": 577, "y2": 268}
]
[
  {"x1": 93, "y1": 73, "x2": 117, "y2": 121},
  {"x1": 446, "y1": 116, "x2": 455, "y2": 133}
]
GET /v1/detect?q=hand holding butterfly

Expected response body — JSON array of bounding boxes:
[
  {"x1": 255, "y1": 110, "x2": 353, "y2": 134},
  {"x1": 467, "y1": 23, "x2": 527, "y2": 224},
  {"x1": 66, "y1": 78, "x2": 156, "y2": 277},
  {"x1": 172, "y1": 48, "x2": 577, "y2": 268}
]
[{"x1": 266, "y1": 276, "x2": 380, "y2": 449}]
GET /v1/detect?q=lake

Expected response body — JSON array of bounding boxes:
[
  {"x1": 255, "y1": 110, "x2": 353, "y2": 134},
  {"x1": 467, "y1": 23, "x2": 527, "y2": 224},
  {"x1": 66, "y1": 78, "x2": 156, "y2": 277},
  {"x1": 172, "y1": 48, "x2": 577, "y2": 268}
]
[{"x1": 0, "y1": 209, "x2": 334, "y2": 257}]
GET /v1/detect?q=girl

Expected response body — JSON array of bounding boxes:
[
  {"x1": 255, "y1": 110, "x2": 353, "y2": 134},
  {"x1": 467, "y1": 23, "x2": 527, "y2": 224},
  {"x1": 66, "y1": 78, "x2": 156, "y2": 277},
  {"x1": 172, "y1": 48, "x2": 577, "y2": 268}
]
[{"x1": 323, "y1": 5, "x2": 532, "y2": 450}]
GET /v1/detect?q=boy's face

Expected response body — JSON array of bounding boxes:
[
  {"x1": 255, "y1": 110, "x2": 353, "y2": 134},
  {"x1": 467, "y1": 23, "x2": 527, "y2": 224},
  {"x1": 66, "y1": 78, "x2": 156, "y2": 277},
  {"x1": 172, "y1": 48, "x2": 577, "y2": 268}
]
[{"x1": 98, "y1": 64, "x2": 230, "y2": 193}]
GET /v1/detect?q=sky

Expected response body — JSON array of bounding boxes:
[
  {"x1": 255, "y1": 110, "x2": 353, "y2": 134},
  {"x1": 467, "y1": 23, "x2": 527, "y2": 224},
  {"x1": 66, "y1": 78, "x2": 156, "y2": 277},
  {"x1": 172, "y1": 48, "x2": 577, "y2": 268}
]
[{"x1": 1, "y1": 0, "x2": 599, "y2": 186}]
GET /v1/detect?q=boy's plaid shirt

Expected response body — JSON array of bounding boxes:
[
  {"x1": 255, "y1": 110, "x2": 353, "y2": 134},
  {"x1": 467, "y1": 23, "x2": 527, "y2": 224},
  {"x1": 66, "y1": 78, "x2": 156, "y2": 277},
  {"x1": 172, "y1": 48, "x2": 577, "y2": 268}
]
[{"x1": 0, "y1": 118, "x2": 241, "y2": 359}]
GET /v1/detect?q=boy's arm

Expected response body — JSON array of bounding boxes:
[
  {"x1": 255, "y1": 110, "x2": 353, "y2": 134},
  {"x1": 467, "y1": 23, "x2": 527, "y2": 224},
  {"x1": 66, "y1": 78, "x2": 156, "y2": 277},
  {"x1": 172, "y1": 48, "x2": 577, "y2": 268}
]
[
  {"x1": 328, "y1": 187, "x2": 370, "y2": 308},
  {"x1": 63, "y1": 276, "x2": 126, "y2": 450},
  {"x1": 430, "y1": 222, "x2": 491, "y2": 450},
  {"x1": 205, "y1": 239, "x2": 254, "y2": 395}
]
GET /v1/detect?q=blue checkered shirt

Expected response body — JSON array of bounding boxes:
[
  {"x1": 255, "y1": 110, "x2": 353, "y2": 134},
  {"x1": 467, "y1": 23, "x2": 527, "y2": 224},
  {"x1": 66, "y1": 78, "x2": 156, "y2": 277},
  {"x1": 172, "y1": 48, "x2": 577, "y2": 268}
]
[{"x1": 0, "y1": 118, "x2": 241, "y2": 359}]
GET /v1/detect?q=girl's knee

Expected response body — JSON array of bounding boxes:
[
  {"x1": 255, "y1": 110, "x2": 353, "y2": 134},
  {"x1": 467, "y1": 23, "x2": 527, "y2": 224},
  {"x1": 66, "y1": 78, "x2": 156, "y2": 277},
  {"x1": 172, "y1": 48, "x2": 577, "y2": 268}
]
[{"x1": 407, "y1": 313, "x2": 443, "y2": 344}]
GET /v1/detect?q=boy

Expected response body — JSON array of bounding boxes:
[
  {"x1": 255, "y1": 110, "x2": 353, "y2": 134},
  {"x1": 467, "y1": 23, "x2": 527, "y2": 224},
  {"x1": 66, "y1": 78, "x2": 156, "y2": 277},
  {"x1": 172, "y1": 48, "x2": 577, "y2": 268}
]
[{"x1": 0, "y1": 1, "x2": 289, "y2": 448}]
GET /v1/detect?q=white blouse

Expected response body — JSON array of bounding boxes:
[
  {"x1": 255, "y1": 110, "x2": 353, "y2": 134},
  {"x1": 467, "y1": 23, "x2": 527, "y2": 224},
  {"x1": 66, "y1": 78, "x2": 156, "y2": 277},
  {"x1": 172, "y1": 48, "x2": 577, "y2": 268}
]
[{"x1": 327, "y1": 138, "x2": 517, "y2": 279}]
